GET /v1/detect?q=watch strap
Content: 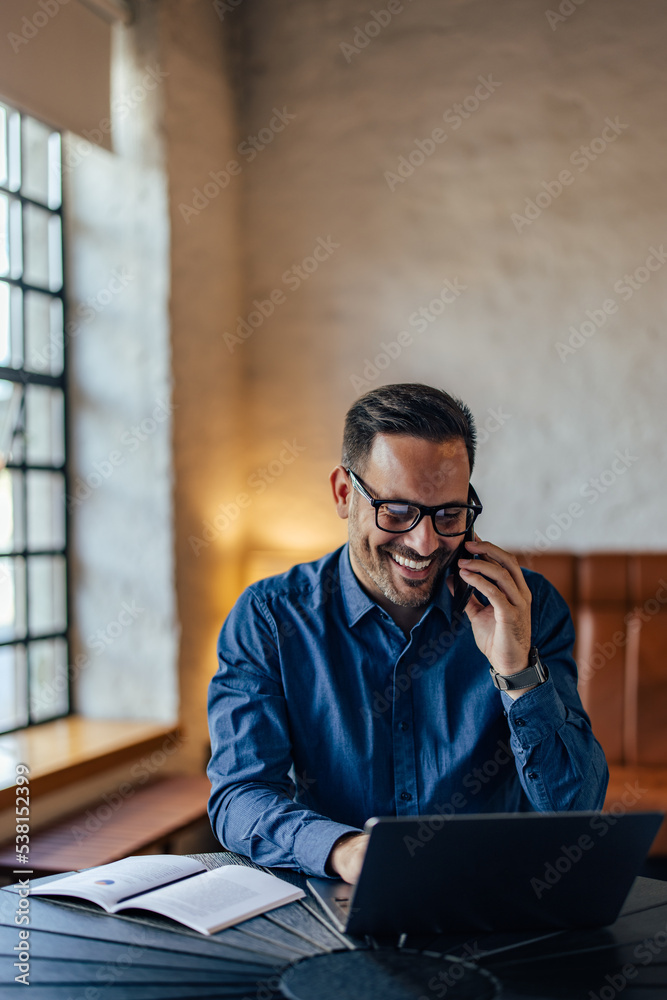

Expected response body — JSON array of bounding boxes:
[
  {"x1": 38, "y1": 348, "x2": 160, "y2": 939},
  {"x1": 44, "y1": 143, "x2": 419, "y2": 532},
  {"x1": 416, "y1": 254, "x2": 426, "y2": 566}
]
[{"x1": 490, "y1": 647, "x2": 548, "y2": 691}]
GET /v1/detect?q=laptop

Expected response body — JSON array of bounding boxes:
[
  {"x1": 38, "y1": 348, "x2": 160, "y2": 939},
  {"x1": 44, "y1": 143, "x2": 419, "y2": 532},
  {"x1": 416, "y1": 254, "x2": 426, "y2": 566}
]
[{"x1": 308, "y1": 811, "x2": 663, "y2": 937}]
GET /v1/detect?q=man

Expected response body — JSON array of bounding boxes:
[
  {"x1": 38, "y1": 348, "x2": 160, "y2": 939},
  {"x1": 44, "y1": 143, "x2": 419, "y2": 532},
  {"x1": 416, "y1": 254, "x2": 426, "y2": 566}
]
[{"x1": 207, "y1": 384, "x2": 608, "y2": 884}]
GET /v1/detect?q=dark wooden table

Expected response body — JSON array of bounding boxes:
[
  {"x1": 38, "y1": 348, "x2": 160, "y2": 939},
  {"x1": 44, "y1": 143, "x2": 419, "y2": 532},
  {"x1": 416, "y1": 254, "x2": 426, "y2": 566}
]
[{"x1": 2, "y1": 851, "x2": 667, "y2": 998}]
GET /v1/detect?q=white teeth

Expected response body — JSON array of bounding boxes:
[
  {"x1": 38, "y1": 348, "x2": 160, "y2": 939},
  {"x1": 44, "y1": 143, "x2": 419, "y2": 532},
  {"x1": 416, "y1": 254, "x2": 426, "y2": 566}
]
[{"x1": 390, "y1": 553, "x2": 432, "y2": 571}]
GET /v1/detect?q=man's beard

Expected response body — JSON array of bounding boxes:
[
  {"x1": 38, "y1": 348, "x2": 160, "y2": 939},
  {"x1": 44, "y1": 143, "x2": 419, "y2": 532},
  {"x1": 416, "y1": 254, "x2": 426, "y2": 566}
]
[{"x1": 349, "y1": 518, "x2": 454, "y2": 609}]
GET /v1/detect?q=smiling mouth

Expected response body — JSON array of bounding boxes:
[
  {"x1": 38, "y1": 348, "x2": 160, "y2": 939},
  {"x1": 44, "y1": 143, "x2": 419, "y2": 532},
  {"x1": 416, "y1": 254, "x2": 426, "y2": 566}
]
[{"x1": 388, "y1": 552, "x2": 434, "y2": 572}]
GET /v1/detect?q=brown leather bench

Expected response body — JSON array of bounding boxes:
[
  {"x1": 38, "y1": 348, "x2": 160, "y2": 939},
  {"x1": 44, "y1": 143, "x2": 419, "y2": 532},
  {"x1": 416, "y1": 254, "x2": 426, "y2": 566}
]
[{"x1": 521, "y1": 552, "x2": 667, "y2": 853}]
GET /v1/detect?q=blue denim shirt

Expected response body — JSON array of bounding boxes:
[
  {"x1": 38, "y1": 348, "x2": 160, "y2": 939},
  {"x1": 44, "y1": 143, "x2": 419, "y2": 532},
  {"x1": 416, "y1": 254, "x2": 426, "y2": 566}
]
[{"x1": 207, "y1": 544, "x2": 609, "y2": 877}]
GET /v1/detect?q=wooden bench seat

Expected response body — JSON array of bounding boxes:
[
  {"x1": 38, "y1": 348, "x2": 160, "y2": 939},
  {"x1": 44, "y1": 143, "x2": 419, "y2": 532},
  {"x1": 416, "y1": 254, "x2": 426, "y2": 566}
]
[{"x1": 0, "y1": 774, "x2": 212, "y2": 878}]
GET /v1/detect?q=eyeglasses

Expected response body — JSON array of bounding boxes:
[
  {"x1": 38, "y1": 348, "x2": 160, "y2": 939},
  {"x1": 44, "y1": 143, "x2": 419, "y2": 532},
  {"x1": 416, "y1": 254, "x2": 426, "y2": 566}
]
[{"x1": 346, "y1": 468, "x2": 482, "y2": 537}]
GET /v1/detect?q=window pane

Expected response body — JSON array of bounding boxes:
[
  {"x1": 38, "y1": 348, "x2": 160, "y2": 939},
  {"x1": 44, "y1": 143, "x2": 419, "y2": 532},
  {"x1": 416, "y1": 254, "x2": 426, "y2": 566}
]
[
  {"x1": 26, "y1": 470, "x2": 65, "y2": 552},
  {"x1": 0, "y1": 556, "x2": 26, "y2": 641},
  {"x1": 24, "y1": 291, "x2": 63, "y2": 376},
  {"x1": 48, "y1": 213, "x2": 63, "y2": 290},
  {"x1": 23, "y1": 203, "x2": 52, "y2": 289},
  {"x1": 0, "y1": 282, "x2": 6, "y2": 365},
  {"x1": 22, "y1": 117, "x2": 61, "y2": 209},
  {"x1": 0, "y1": 195, "x2": 22, "y2": 280},
  {"x1": 29, "y1": 637, "x2": 68, "y2": 723},
  {"x1": 7, "y1": 108, "x2": 21, "y2": 192},
  {"x1": 28, "y1": 554, "x2": 66, "y2": 636},
  {"x1": 0, "y1": 194, "x2": 9, "y2": 277},
  {"x1": 25, "y1": 384, "x2": 65, "y2": 466},
  {"x1": 0, "y1": 468, "x2": 25, "y2": 554},
  {"x1": 48, "y1": 133, "x2": 62, "y2": 210},
  {"x1": 0, "y1": 644, "x2": 28, "y2": 732},
  {"x1": 1, "y1": 103, "x2": 67, "y2": 729},
  {"x1": 0, "y1": 281, "x2": 23, "y2": 368},
  {"x1": 0, "y1": 106, "x2": 7, "y2": 188},
  {"x1": 23, "y1": 206, "x2": 62, "y2": 292},
  {"x1": 0, "y1": 380, "x2": 23, "y2": 465},
  {"x1": 0, "y1": 106, "x2": 21, "y2": 193}
]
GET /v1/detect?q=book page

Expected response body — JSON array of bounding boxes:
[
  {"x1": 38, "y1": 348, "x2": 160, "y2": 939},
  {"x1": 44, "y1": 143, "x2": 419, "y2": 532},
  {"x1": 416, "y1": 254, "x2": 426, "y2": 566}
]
[
  {"x1": 119, "y1": 865, "x2": 304, "y2": 935},
  {"x1": 30, "y1": 855, "x2": 206, "y2": 910}
]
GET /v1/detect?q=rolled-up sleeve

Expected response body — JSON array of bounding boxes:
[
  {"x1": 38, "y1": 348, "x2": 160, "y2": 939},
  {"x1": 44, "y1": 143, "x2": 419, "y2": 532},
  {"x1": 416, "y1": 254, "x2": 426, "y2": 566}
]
[
  {"x1": 501, "y1": 578, "x2": 609, "y2": 811},
  {"x1": 207, "y1": 590, "x2": 359, "y2": 877}
]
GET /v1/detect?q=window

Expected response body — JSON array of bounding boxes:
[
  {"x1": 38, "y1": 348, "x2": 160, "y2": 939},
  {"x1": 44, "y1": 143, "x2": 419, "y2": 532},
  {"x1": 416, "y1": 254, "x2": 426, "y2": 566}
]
[{"x1": 0, "y1": 101, "x2": 68, "y2": 733}]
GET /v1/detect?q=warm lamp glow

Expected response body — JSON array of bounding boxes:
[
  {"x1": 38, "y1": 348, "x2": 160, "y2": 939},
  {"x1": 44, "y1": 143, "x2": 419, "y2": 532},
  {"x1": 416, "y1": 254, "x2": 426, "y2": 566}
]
[{"x1": 243, "y1": 547, "x2": 334, "y2": 588}]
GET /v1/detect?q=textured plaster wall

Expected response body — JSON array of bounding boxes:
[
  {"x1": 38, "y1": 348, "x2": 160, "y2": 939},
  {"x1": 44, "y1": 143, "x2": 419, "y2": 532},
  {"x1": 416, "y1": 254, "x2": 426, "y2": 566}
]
[
  {"x1": 233, "y1": 0, "x2": 667, "y2": 562},
  {"x1": 159, "y1": 0, "x2": 244, "y2": 770},
  {"x1": 64, "y1": 0, "x2": 244, "y2": 774},
  {"x1": 65, "y1": 4, "x2": 177, "y2": 721}
]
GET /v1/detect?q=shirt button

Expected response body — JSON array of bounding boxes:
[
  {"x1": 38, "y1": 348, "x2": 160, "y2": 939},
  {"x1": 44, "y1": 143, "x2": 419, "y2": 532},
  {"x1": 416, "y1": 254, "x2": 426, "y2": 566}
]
[
  {"x1": 398, "y1": 722, "x2": 409, "y2": 732},
  {"x1": 528, "y1": 772, "x2": 538, "y2": 780},
  {"x1": 514, "y1": 718, "x2": 526, "y2": 727},
  {"x1": 400, "y1": 791, "x2": 412, "y2": 802}
]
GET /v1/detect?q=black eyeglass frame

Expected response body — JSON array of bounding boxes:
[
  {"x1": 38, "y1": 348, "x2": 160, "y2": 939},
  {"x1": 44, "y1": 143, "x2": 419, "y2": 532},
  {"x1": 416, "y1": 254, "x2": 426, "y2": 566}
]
[{"x1": 345, "y1": 468, "x2": 483, "y2": 537}]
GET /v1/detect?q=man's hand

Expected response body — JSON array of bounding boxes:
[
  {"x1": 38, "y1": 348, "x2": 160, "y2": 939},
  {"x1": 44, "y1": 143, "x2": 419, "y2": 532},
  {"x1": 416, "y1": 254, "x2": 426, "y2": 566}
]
[
  {"x1": 328, "y1": 833, "x2": 369, "y2": 884},
  {"x1": 456, "y1": 537, "x2": 533, "y2": 697}
]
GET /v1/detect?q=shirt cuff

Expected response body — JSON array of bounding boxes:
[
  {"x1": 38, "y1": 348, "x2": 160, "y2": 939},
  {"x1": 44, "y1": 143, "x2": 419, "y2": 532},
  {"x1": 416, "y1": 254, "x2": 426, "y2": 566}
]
[
  {"x1": 292, "y1": 819, "x2": 362, "y2": 878},
  {"x1": 500, "y1": 676, "x2": 567, "y2": 750}
]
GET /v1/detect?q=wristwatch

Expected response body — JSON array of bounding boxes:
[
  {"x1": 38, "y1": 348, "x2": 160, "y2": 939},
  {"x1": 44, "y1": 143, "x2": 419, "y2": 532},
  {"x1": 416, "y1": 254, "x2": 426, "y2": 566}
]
[{"x1": 489, "y1": 646, "x2": 549, "y2": 691}]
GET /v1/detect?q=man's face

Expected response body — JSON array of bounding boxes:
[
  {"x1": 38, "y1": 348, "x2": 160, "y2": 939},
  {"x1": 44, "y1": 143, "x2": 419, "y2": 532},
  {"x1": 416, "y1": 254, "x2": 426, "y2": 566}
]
[{"x1": 345, "y1": 433, "x2": 471, "y2": 611}]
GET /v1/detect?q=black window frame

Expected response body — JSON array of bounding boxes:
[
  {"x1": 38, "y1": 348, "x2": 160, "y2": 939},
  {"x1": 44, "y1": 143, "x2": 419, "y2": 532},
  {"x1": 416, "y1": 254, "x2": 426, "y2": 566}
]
[{"x1": 0, "y1": 99, "x2": 70, "y2": 734}]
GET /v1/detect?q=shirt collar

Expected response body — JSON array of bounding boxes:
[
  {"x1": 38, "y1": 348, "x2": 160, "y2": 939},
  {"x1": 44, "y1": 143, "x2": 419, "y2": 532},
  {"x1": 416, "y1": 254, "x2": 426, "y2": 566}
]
[
  {"x1": 433, "y1": 564, "x2": 455, "y2": 621},
  {"x1": 339, "y1": 543, "x2": 377, "y2": 627},
  {"x1": 338, "y1": 542, "x2": 454, "y2": 627}
]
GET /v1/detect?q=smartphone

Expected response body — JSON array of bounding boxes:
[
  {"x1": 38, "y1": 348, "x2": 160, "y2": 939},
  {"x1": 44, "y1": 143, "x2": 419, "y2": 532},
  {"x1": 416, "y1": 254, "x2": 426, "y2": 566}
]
[{"x1": 450, "y1": 485, "x2": 482, "y2": 619}]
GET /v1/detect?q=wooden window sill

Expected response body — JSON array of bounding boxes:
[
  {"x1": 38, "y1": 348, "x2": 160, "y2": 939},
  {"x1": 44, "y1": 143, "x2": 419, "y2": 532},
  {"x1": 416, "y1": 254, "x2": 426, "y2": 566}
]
[{"x1": 0, "y1": 717, "x2": 180, "y2": 810}]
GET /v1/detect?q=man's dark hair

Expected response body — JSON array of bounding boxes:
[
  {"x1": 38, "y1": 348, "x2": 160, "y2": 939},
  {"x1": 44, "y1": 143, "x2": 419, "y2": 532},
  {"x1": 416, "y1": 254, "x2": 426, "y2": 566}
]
[{"x1": 342, "y1": 383, "x2": 476, "y2": 474}]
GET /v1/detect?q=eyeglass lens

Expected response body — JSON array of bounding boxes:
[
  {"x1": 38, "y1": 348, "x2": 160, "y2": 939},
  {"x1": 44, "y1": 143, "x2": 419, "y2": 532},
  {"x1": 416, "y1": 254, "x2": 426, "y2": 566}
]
[{"x1": 376, "y1": 502, "x2": 474, "y2": 536}]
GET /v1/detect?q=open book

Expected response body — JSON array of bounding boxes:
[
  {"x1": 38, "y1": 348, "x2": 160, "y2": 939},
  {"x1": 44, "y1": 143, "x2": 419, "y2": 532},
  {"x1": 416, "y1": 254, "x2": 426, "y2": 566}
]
[{"x1": 30, "y1": 855, "x2": 304, "y2": 936}]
